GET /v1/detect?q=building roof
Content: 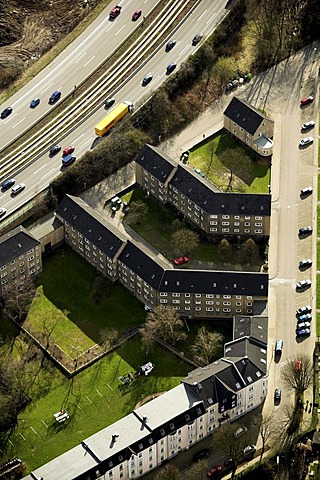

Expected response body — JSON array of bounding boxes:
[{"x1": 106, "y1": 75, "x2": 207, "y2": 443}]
[
  {"x1": 223, "y1": 97, "x2": 272, "y2": 136},
  {"x1": 0, "y1": 226, "x2": 40, "y2": 266},
  {"x1": 56, "y1": 195, "x2": 126, "y2": 259},
  {"x1": 118, "y1": 241, "x2": 165, "y2": 289},
  {"x1": 233, "y1": 315, "x2": 268, "y2": 343},
  {"x1": 170, "y1": 166, "x2": 271, "y2": 215},
  {"x1": 136, "y1": 144, "x2": 177, "y2": 183},
  {"x1": 160, "y1": 269, "x2": 268, "y2": 296}
]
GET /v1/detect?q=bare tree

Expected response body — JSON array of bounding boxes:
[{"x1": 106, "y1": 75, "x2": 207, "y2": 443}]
[
  {"x1": 2, "y1": 277, "x2": 36, "y2": 323},
  {"x1": 251, "y1": 413, "x2": 275, "y2": 464},
  {"x1": 154, "y1": 464, "x2": 183, "y2": 480},
  {"x1": 171, "y1": 228, "x2": 199, "y2": 256},
  {"x1": 99, "y1": 327, "x2": 119, "y2": 350},
  {"x1": 281, "y1": 354, "x2": 313, "y2": 396},
  {"x1": 192, "y1": 326, "x2": 223, "y2": 365},
  {"x1": 185, "y1": 460, "x2": 208, "y2": 480}
]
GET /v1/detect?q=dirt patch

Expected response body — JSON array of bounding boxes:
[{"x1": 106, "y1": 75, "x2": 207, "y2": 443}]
[{"x1": 0, "y1": 0, "x2": 102, "y2": 90}]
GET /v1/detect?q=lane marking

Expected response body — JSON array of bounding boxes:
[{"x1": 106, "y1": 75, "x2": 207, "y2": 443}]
[
  {"x1": 115, "y1": 25, "x2": 126, "y2": 35},
  {"x1": 73, "y1": 133, "x2": 84, "y2": 143},
  {"x1": 33, "y1": 164, "x2": 47, "y2": 175},
  {"x1": 3, "y1": 198, "x2": 14, "y2": 207},
  {"x1": 12, "y1": 117, "x2": 26, "y2": 129},
  {"x1": 40, "y1": 83, "x2": 53, "y2": 94},
  {"x1": 178, "y1": 45, "x2": 189, "y2": 57},
  {"x1": 75, "y1": 52, "x2": 87, "y2": 64},
  {"x1": 80, "y1": 138, "x2": 93, "y2": 149},
  {"x1": 197, "y1": 9, "x2": 207, "y2": 21},
  {"x1": 41, "y1": 168, "x2": 55, "y2": 179},
  {"x1": 206, "y1": 12, "x2": 216, "y2": 24},
  {"x1": 84, "y1": 55, "x2": 95, "y2": 67}
]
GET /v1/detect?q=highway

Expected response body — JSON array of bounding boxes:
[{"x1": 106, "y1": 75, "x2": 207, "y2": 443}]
[{"x1": 0, "y1": 0, "x2": 228, "y2": 221}]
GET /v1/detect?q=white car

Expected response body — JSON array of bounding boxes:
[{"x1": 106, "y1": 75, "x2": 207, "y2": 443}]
[
  {"x1": 301, "y1": 120, "x2": 315, "y2": 131},
  {"x1": 243, "y1": 444, "x2": 256, "y2": 455},
  {"x1": 11, "y1": 183, "x2": 25, "y2": 195},
  {"x1": 297, "y1": 321, "x2": 311, "y2": 329},
  {"x1": 0, "y1": 207, "x2": 6, "y2": 218},
  {"x1": 296, "y1": 279, "x2": 311, "y2": 290},
  {"x1": 299, "y1": 137, "x2": 313, "y2": 147}
]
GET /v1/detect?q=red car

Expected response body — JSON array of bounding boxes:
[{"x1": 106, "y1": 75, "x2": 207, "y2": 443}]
[
  {"x1": 62, "y1": 146, "x2": 75, "y2": 157},
  {"x1": 300, "y1": 96, "x2": 313, "y2": 106},
  {"x1": 109, "y1": 5, "x2": 121, "y2": 19},
  {"x1": 207, "y1": 465, "x2": 222, "y2": 477},
  {"x1": 132, "y1": 10, "x2": 142, "y2": 21},
  {"x1": 173, "y1": 256, "x2": 189, "y2": 266}
]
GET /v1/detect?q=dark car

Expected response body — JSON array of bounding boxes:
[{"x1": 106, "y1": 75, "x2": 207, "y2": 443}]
[
  {"x1": 132, "y1": 9, "x2": 142, "y2": 21},
  {"x1": 104, "y1": 97, "x2": 115, "y2": 108},
  {"x1": 49, "y1": 145, "x2": 61, "y2": 156},
  {"x1": 300, "y1": 186, "x2": 313, "y2": 197},
  {"x1": 109, "y1": 5, "x2": 121, "y2": 19},
  {"x1": 62, "y1": 154, "x2": 76, "y2": 167},
  {"x1": 224, "y1": 458, "x2": 234, "y2": 467},
  {"x1": 1, "y1": 107, "x2": 13, "y2": 119},
  {"x1": 142, "y1": 73, "x2": 153, "y2": 86},
  {"x1": 296, "y1": 327, "x2": 311, "y2": 337},
  {"x1": 226, "y1": 82, "x2": 233, "y2": 91},
  {"x1": 0, "y1": 207, "x2": 7, "y2": 218},
  {"x1": 299, "y1": 226, "x2": 312, "y2": 236},
  {"x1": 301, "y1": 120, "x2": 315, "y2": 131},
  {"x1": 299, "y1": 137, "x2": 313, "y2": 148},
  {"x1": 30, "y1": 98, "x2": 40, "y2": 108},
  {"x1": 49, "y1": 90, "x2": 61, "y2": 104},
  {"x1": 296, "y1": 305, "x2": 312, "y2": 316},
  {"x1": 165, "y1": 40, "x2": 176, "y2": 51},
  {"x1": 193, "y1": 449, "x2": 210, "y2": 462},
  {"x1": 300, "y1": 96, "x2": 313, "y2": 106},
  {"x1": 192, "y1": 33, "x2": 203, "y2": 45},
  {"x1": 166, "y1": 63, "x2": 177, "y2": 74},
  {"x1": 1, "y1": 178, "x2": 15, "y2": 190},
  {"x1": 299, "y1": 258, "x2": 312, "y2": 269},
  {"x1": 274, "y1": 388, "x2": 281, "y2": 402}
]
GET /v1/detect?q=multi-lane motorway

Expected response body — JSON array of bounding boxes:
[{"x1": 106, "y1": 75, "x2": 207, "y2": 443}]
[{"x1": 0, "y1": 0, "x2": 227, "y2": 221}]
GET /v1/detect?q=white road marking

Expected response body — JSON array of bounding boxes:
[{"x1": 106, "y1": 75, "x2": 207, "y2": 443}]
[
  {"x1": 178, "y1": 45, "x2": 189, "y2": 57},
  {"x1": 83, "y1": 55, "x2": 95, "y2": 67},
  {"x1": 12, "y1": 117, "x2": 26, "y2": 128},
  {"x1": 206, "y1": 12, "x2": 216, "y2": 24},
  {"x1": 40, "y1": 83, "x2": 53, "y2": 94},
  {"x1": 3, "y1": 199, "x2": 14, "y2": 207},
  {"x1": 73, "y1": 133, "x2": 85, "y2": 143},
  {"x1": 75, "y1": 52, "x2": 87, "y2": 64},
  {"x1": 41, "y1": 168, "x2": 55, "y2": 179},
  {"x1": 80, "y1": 138, "x2": 93, "y2": 149},
  {"x1": 115, "y1": 25, "x2": 126, "y2": 35},
  {"x1": 33, "y1": 164, "x2": 47, "y2": 175},
  {"x1": 0, "y1": 195, "x2": 5, "y2": 200},
  {"x1": 197, "y1": 10, "x2": 207, "y2": 21}
]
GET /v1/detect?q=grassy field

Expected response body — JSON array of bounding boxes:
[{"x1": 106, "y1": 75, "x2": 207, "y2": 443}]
[{"x1": 188, "y1": 131, "x2": 270, "y2": 194}]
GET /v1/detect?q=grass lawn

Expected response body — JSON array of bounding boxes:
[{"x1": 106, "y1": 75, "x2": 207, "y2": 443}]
[
  {"x1": 126, "y1": 189, "x2": 265, "y2": 271},
  {"x1": 2, "y1": 335, "x2": 190, "y2": 474},
  {"x1": 188, "y1": 130, "x2": 270, "y2": 194},
  {"x1": 317, "y1": 275, "x2": 320, "y2": 310}
]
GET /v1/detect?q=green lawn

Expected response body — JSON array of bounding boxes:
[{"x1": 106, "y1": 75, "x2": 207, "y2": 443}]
[
  {"x1": 188, "y1": 130, "x2": 270, "y2": 194},
  {"x1": 317, "y1": 275, "x2": 320, "y2": 310},
  {"x1": 317, "y1": 312, "x2": 320, "y2": 337}
]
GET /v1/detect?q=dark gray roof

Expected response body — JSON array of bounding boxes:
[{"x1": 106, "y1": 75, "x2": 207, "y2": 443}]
[
  {"x1": 118, "y1": 241, "x2": 164, "y2": 289},
  {"x1": 223, "y1": 97, "x2": 271, "y2": 136},
  {"x1": 233, "y1": 315, "x2": 268, "y2": 343},
  {"x1": 136, "y1": 144, "x2": 176, "y2": 183},
  {"x1": 160, "y1": 270, "x2": 268, "y2": 296},
  {"x1": 233, "y1": 356, "x2": 266, "y2": 384},
  {"x1": 56, "y1": 195, "x2": 126, "y2": 259},
  {"x1": 170, "y1": 166, "x2": 271, "y2": 215},
  {"x1": 0, "y1": 226, "x2": 40, "y2": 266}
]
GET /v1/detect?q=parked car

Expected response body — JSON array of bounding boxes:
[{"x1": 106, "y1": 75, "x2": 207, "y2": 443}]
[
  {"x1": 30, "y1": 98, "x2": 40, "y2": 108},
  {"x1": 299, "y1": 226, "x2": 312, "y2": 236},
  {"x1": 296, "y1": 305, "x2": 312, "y2": 316},
  {"x1": 11, "y1": 183, "x2": 25, "y2": 195},
  {"x1": 300, "y1": 186, "x2": 313, "y2": 197},
  {"x1": 299, "y1": 137, "x2": 313, "y2": 147},
  {"x1": 207, "y1": 465, "x2": 222, "y2": 477},
  {"x1": 166, "y1": 63, "x2": 177, "y2": 74},
  {"x1": 104, "y1": 97, "x2": 115, "y2": 108},
  {"x1": 192, "y1": 33, "x2": 203, "y2": 45},
  {"x1": 132, "y1": 9, "x2": 142, "y2": 21},
  {"x1": 301, "y1": 120, "x2": 315, "y2": 131},
  {"x1": 224, "y1": 458, "x2": 234, "y2": 467},
  {"x1": 274, "y1": 388, "x2": 281, "y2": 402},
  {"x1": 62, "y1": 146, "x2": 75, "y2": 157},
  {"x1": 295, "y1": 360, "x2": 302, "y2": 371},
  {"x1": 62, "y1": 155, "x2": 76, "y2": 167},
  {"x1": 300, "y1": 96, "x2": 313, "y2": 106},
  {"x1": 49, "y1": 145, "x2": 61, "y2": 156},
  {"x1": 49, "y1": 90, "x2": 61, "y2": 104},
  {"x1": 296, "y1": 279, "x2": 311, "y2": 290},
  {"x1": 243, "y1": 445, "x2": 256, "y2": 456},
  {"x1": 193, "y1": 449, "x2": 210, "y2": 462},
  {"x1": 226, "y1": 82, "x2": 233, "y2": 91},
  {"x1": 1, "y1": 178, "x2": 15, "y2": 190},
  {"x1": 297, "y1": 321, "x2": 311, "y2": 329},
  {"x1": 165, "y1": 40, "x2": 176, "y2": 51},
  {"x1": 232, "y1": 79, "x2": 239, "y2": 88},
  {"x1": 173, "y1": 256, "x2": 189, "y2": 266},
  {"x1": 299, "y1": 258, "x2": 312, "y2": 268},
  {"x1": 275, "y1": 339, "x2": 283, "y2": 355},
  {"x1": 194, "y1": 168, "x2": 205, "y2": 177},
  {"x1": 142, "y1": 73, "x2": 153, "y2": 86},
  {"x1": 0, "y1": 106, "x2": 13, "y2": 119},
  {"x1": 296, "y1": 327, "x2": 311, "y2": 337},
  {"x1": 0, "y1": 207, "x2": 7, "y2": 218},
  {"x1": 297, "y1": 313, "x2": 312, "y2": 322},
  {"x1": 235, "y1": 426, "x2": 247, "y2": 437},
  {"x1": 109, "y1": 5, "x2": 121, "y2": 19}
]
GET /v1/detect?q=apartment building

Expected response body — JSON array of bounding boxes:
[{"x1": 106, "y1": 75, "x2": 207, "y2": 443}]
[
  {"x1": 135, "y1": 144, "x2": 271, "y2": 239},
  {"x1": 25, "y1": 316, "x2": 267, "y2": 480},
  {"x1": 223, "y1": 96, "x2": 274, "y2": 157},
  {"x1": 0, "y1": 225, "x2": 42, "y2": 296}
]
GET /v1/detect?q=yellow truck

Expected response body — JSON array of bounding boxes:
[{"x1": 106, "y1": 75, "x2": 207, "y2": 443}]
[{"x1": 94, "y1": 101, "x2": 134, "y2": 136}]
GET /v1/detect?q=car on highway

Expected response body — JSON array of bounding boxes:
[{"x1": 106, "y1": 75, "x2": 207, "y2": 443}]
[
  {"x1": 243, "y1": 445, "x2": 256, "y2": 456},
  {"x1": 173, "y1": 256, "x2": 189, "y2": 266},
  {"x1": 104, "y1": 97, "x2": 115, "y2": 108},
  {"x1": 299, "y1": 225, "x2": 312, "y2": 236},
  {"x1": 299, "y1": 258, "x2": 312, "y2": 269},
  {"x1": 49, "y1": 90, "x2": 61, "y2": 104},
  {"x1": 193, "y1": 449, "x2": 210, "y2": 462},
  {"x1": 62, "y1": 155, "x2": 76, "y2": 167},
  {"x1": 274, "y1": 388, "x2": 281, "y2": 403},
  {"x1": 1, "y1": 106, "x2": 13, "y2": 119},
  {"x1": 1, "y1": 178, "x2": 15, "y2": 190},
  {"x1": 299, "y1": 137, "x2": 313, "y2": 147},
  {"x1": 109, "y1": 5, "x2": 121, "y2": 19},
  {"x1": 0, "y1": 207, "x2": 7, "y2": 218},
  {"x1": 207, "y1": 465, "x2": 222, "y2": 477},
  {"x1": 300, "y1": 186, "x2": 313, "y2": 197},
  {"x1": 297, "y1": 312, "x2": 312, "y2": 322},
  {"x1": 301, "y1": 120, "x2": 315, "y2": 131},
  {"x1": 300, "y1": 96, "x2": 313, "y2": 106},
  {"x1": 165, "y1": 40, "x2": 176, "y2": 51},
  {"x1": 142, "y1": 73, "x2": 153, "y2": 86},
  {"x1": 296, "y1": 279, "x2": 311, "y2": 290},
  {"x1": 297, "y1": 321, "x2": 311, "y2": 329},
  {"x1": 62, "y1": 146, "x2": 75, "y2": 157},
  {"x1": 166, "y1": 63, "x2": 177, "y2": 74},
  {"x1": 49, "y1": 145, "x2": 61, "y2": 156},
  {"x1": 296, "y1": 327, "x2": 311, "y2": 337},
  {"x1": 297, "y1": 305, "x2": 312, "y2": 316},
  {"x1": 11, "y1": 183, "x2": 25, "y2": 195},
  {"x1": 192, "y1": 33, "x2": 203, "y2": 45},
  {"x1": 30, "y1": 98, "x2": 40, "y2": 108},
  {"x1": 132, "y1": 9, "x2": 142, "y2": 21}
]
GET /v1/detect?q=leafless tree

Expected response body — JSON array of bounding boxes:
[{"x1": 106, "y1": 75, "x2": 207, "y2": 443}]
[
  {"x1": 251, "y1": 413, "x2": 276, "y2": 463},
  {"x1": 281, "y1": 354, "x2": 313, "y2": 396},
  {"x1": 154, "y1": 464, "x2": 183, "y2": 480},
  {"x1": 99, "y1": 327, "x2": 119, "y2": 350},
  {"x1": 185, "y1": 460, "x2": 208, "y2": 480},
  {"x1": 192, "y1": 327, "x2": 223, "y2": 365},
  {"x1": 2, "y1": 277, "x2": 36, "y2": 323}
]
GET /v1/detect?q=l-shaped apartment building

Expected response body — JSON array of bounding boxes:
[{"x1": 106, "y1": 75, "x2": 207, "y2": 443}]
[{"x1": 25, "y1": 315, "x2": 268, "y2": 480}]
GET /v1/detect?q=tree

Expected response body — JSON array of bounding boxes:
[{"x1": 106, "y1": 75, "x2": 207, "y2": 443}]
[
  {"x1": 2, "y1": 277, "x2": 36, "y2": 323},
  {"x1": 251, "y1": 413, "x2": 275, "y2": 464},
  {"x1": 185, "y1": 459, "x2": 208, "y2": 480},
  {"x1": 125, "y1": 200, "x2": 148, "y2": 225},
  {"x1": 239, "y1": 238, "x2": 259, "y2": 264},
  {"x1": 99, "y1": 327, "x2": 119, "y2": 350},
  {"x1": 192, "y1": 326, "x2": 223, "y2": 365},
  {"x1": 171, "y1": 228, "x2": 199, "y2": 256},
  {"x1": 218, "y1": 239, "x2": 233, "y2": 262},
  {"x1": 154, "y1": 464, "x2": 183, "y2": 480},
  {"x1": 281, "y1": 354, "x2": 313, "y2": 396},
  {"x1": 214, "y1": 56, "x2": 237, "y2": 86},
  {"x1": 140, "y1": 306, "x2": 187, "y2": 352}
]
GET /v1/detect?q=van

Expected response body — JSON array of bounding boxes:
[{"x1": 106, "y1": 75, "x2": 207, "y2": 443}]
[
  {"x1": 49, "y1": 90, "x2": 61, "y2": 104},
  {"x1": 62, "y1": 154, "x2": 76, "y2": 167},
  {"x1": 275, "y1": 339, "x2": 283, "y2": 355}
]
